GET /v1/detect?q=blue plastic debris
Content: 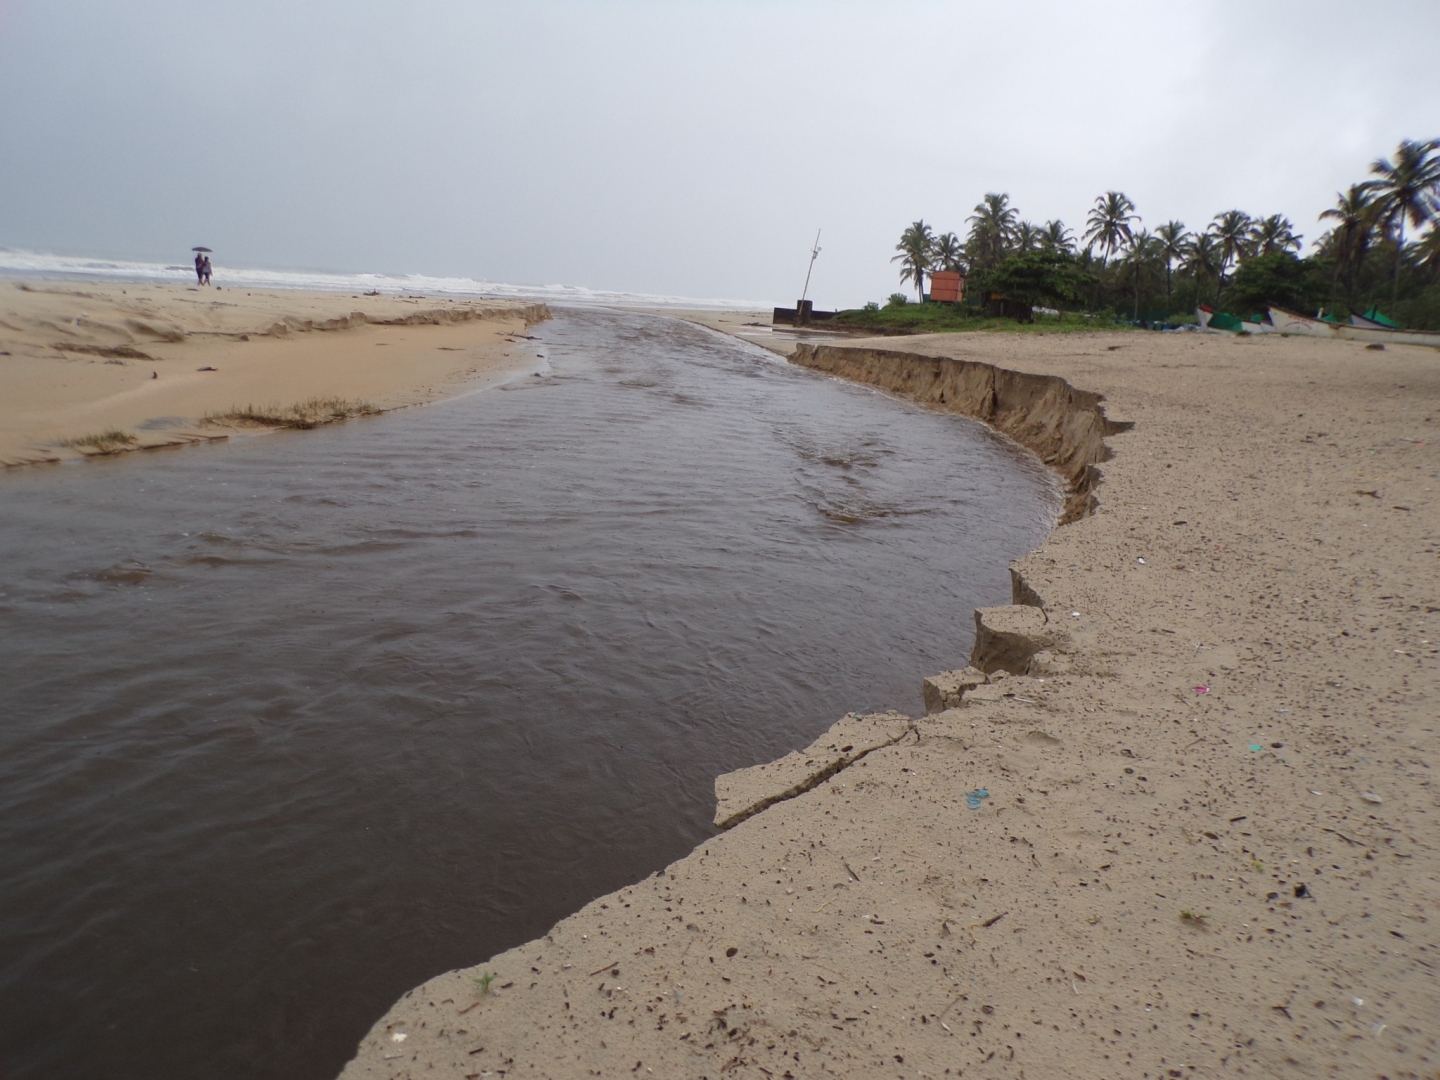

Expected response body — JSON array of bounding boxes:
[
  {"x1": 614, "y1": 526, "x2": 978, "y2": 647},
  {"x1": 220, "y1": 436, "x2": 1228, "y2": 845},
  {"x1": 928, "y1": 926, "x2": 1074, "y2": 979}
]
[{"x1": 966, "y1": 788, "x2": 990, "y2": 809}]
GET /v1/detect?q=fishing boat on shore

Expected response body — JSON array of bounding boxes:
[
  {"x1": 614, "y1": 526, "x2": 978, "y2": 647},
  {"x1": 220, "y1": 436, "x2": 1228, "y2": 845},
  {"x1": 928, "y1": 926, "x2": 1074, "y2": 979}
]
[
  {"x1": 1351, "y1": 307, "x2": 1399, "y2": 330},
  {"x1": 1197, "y1": 306, "x2": 1273, "y2": 334},
  {"x1": 1270, "y1": 306, "x2": 1440, "y2": 347},
  {"x1": 1197, "y1": 306, "x2": 1242, "y2": 333},
  {"x1": 1267, "y1": 306, "x2": 1340, "y2": 338},
  {"x1": 1338, "y1": 322, "x2": 1440, "y2": 347}
]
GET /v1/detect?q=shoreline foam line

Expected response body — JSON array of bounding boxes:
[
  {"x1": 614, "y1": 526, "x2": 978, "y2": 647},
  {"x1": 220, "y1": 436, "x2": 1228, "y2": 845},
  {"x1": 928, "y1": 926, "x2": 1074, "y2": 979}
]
[{"x1": 0, "y1": 247, "x2": 765, "y2": 311}]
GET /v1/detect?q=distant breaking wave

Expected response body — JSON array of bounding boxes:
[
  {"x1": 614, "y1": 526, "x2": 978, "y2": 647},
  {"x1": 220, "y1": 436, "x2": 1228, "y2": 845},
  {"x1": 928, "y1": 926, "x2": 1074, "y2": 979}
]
[{"x1": 0, "y1": 248, "x2": 764, "y2": 311}]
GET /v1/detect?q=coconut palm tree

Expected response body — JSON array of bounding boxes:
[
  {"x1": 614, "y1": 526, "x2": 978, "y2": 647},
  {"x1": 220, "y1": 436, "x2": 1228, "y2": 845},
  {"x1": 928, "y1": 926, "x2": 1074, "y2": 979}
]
[
  {"x1": 965, "y1": 193, "x2": 1018, "y2": 271},
  {"x1": 932, "y1": 232, "x2": 965, "y2": 273},
  {"x1": 1251, "y1": 214, "x2": 1302, "y2": 256},
  {"x1": 1154, "y1": 221, "x2": 1189, "y2": 307},
  {"x1": 891, "y1": 220, "x2": 936, "y2": 302},
  {"x1": 1083, "y1": 191, "x2": 1137, "y2": 266},
  {"x1": 1041, "y1": 219, "x2": 1075, "y2": 253},
  {"x1": 1318, "y1": 184, "x2": 1381, "y2": 304},
  {"x1": 1013, "y1": 221, "x2": 1042, "y2": 254},
  {"x1": 1118, "y1": 229, "x2": 1161, "y2": 318},
  {"x1": 1210, "y1": 210, "x2": 1254, "y2": 282},
  {"x1": 1181, "y1": 232, "x2": 1221, "y2": 306},
  {"x1": 1366, "y1": 138, "x2": 1440, "y2": 303}
]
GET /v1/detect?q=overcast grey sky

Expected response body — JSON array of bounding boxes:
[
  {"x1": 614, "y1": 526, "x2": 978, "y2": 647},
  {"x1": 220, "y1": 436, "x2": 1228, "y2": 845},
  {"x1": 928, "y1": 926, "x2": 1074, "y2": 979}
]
[{"x1": 1, "y1": 0, "x2": 1436, "y2": 306}]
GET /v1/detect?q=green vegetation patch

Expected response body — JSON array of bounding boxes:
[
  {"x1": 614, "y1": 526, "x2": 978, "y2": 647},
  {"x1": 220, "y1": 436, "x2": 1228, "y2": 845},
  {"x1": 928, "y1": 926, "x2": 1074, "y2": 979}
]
[
  {"x1": 831, "y1": 304, "x2": 1121, "y2": 335},
  {"x1": 866, "y1": 138, "x2": 1440, "y2": 331}
]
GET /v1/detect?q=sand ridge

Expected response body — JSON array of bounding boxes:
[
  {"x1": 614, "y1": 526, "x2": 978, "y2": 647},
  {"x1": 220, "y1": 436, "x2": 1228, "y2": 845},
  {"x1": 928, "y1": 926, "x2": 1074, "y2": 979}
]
[
  {"x1": 0, "y1": 281, "x2": 549, "y2": 466},
  {"x1": 339, "y1": 326, "x2": 1439, "y2": 1078}
]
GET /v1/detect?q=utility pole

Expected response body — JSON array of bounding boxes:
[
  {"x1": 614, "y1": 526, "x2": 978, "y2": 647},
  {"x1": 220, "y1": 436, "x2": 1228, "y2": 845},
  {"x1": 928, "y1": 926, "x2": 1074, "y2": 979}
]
[{"x1": 800, "y1": 229, "x2": 822, "y2": 304}]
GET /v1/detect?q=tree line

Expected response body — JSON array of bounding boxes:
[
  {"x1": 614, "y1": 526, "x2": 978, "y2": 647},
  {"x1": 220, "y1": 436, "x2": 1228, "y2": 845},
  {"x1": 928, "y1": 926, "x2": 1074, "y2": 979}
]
[{"x1": 886, "y1": 138, "x2": 1440, "y2": 328}]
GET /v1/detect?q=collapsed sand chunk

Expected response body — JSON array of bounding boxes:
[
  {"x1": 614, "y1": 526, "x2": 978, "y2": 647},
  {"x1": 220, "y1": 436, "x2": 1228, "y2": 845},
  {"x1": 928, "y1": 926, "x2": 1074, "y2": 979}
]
[
  {"x1": 713, "y1": 711, "x2": 912, "y2": 830},
  {"x1": 951, "y1": 673, "x2": 1047, "y2": 712},
  {"x1": 970, "y1": 604, "x2": 1070, "y2": 675},
  {"x1": 921, "y1": 665, "x2": 988, "y2": 713},
  {"x1": 1010, "y1": 567, "x2": 1045, "y2": 608},
  {"x1": 1027, "y1": 649, "x2": 1073, "y2": 675},
  {"x1": 963, "y1": 681, "x2": 1012, "y2": 704}
]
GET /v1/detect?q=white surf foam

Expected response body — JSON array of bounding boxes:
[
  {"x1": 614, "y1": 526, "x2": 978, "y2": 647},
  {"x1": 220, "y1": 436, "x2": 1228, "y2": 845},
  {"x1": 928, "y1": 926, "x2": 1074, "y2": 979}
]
[{"x1": 0, "y1": 248, "x2": 765, "y2": 311}]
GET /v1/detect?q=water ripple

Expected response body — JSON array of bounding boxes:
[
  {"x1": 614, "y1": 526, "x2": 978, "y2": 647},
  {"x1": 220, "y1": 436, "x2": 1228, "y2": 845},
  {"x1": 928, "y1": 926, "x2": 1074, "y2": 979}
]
[{"x1": 0, "y1": 309, "x2": 1058, "y2": 1080}]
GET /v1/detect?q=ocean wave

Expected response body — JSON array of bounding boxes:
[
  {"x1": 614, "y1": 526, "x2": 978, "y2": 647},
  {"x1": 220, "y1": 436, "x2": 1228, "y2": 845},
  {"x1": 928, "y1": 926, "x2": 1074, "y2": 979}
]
[{"x1": 0, "y1": 247, "x2": 764, "y2": 311}]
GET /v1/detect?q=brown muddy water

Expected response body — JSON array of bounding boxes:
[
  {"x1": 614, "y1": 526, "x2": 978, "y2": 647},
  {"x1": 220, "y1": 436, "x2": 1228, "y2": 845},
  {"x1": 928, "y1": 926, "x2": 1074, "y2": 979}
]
[{"x1": 0, "y1": 310, "x2": 1058, "y2": 1079}]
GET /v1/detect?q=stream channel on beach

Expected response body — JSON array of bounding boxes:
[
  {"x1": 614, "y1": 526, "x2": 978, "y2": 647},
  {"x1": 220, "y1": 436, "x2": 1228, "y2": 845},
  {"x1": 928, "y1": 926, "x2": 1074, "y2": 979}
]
[{"x1": 0, "y1": 310, "x2": 1058, "y2": 1079}]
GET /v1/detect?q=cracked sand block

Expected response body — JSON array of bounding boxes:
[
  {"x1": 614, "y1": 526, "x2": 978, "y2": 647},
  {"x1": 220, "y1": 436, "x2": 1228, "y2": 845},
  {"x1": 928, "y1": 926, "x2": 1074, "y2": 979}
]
[
  {"x1": 959, "y1": 672, "x2": 1046, "y2": 708},
  {"x1": 713, "y1": 711, "x2": 912, "y2": 829},
  {"x1": 1027, "y1": 649, "x2": 1074, "y2": 676},
  {"x1": 962, "y1": 682, "x2": 1012, "y2": 704},
  {"x1": 921, "y1": 666, "x2": 988, "y2": 713},
  {"x1": 1010, "y1": 567, "x2": 1045, "y2": 608},
  {"x1": 971, "y1": 605, "x2": 1070, "y2": 675}
]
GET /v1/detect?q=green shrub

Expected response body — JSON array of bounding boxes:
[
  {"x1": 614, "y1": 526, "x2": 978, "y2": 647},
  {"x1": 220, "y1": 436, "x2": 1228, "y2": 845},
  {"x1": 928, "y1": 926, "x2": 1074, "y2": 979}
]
[
  {"x1": 1391, "y1": 284, "x2": 1440, "y2": 331},
  {"x1": 1227, "y1": 252, "x2": 1326, "y2": 316}
]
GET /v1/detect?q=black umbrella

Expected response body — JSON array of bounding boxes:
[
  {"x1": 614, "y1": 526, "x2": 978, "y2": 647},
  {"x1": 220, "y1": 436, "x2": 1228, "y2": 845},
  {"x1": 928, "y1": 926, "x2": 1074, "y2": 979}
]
[{"x1": 191, "y1": 246, "x2": 212, "y2": 253}]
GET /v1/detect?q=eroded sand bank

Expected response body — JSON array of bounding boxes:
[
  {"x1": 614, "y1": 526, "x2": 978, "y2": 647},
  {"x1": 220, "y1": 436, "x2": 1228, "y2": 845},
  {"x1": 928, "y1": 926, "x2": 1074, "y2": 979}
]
[
  {"x1": 0, "y1": 281, "x2": 548, "y2": 466},
  {"x1": 347, "y1": 326, "x2": 1438, "y2": 1078}
]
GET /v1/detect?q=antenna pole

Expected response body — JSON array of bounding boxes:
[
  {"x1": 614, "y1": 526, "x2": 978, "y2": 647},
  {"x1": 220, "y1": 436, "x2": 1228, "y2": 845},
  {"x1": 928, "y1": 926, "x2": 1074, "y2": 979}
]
[{"x1": 800, "y1": 229, "x2": 822, "y2": 304}]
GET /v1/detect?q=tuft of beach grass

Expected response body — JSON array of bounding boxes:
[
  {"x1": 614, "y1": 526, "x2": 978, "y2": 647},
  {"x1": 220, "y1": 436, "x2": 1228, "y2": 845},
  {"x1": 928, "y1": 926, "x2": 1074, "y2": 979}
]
[
  {"x1": 59, "y1": 429, "x2": 139, "y2": 453},
  {"x1": 201, "y1": 397, "x2": 382, "y2": 430}
]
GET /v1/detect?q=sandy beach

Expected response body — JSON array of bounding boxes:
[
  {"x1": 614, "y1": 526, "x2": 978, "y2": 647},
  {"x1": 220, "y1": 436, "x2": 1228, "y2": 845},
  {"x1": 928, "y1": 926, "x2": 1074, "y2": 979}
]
[
  {"x1": 340, "y1": 326, "x2": 1440, "y2": 1078},
  {"x1": 638, "y1": 307, "x2": 859, "y2": 355},
  {"x1": 0, "y1": 281, "x2": 548, "y2": 467}
]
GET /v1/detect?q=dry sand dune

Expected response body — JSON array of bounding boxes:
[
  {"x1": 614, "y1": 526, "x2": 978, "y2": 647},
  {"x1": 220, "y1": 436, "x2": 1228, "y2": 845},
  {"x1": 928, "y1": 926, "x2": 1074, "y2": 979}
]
[
  {"x1": 341, "y1": 327, "x2": 1439, "y2": 1079},
  {"x1": 0, "y1": 281, "x2": 548, "y2": 466}
]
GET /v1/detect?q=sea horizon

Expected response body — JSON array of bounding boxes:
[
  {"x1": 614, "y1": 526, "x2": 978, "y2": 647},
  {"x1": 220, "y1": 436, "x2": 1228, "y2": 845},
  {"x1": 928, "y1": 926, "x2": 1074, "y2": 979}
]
[{"x1": 0, "y1": 246, "x2": 767, "y2": 312}]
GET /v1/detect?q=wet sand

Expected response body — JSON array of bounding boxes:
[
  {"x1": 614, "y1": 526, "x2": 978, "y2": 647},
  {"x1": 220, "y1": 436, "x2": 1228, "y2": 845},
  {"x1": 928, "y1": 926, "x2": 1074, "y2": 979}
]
[
  {"x1": 0, "y1": 281, "x2": 548, "y2": 466},
  {"x1": 341, "y1": 326, "x2": 1440, "y2": 1078}
]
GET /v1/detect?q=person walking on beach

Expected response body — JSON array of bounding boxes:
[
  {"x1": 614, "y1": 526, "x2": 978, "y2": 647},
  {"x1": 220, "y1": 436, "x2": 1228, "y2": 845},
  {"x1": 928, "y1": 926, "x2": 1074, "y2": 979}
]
[
  {"x1": 194, "y1": 251, "x2": 205, "y2": 285},
  {"x1": 200, "y1": 256, "x2": 212, "y2": 286}
]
